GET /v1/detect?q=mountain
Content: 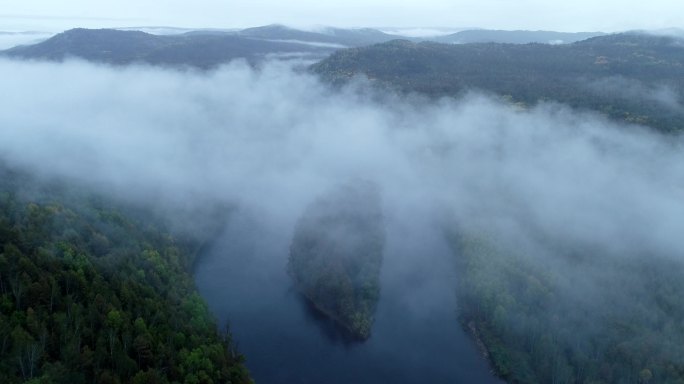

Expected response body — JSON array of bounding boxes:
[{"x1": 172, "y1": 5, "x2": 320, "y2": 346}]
[
  {"x1": 0, "y1": 26, "x2": 614, "y2": 69},
  {"x1": 234, "y1": 26, "x2": 605, "y2": 46},
  {"x1": 6, "y1": 27, "x2": 683, "y2": 131},
  {"x1": 0, "y1": 26, "x2": 408, "y2": 67},
  {"x1": 450, "y1": 231, "x2": 684, "y2": 384},
  {"x1": 312, "y1": 33, "x2": 684, "y2": 132},
  {"x1": 235, "y1": 24, "x2": 405, "y2": 47},
  {"x1": 433, "y1": 29, "x2": 605, "y2": 44},
  {"x1": 1, "y1": 28, "x2": 335, "y2": 67}
]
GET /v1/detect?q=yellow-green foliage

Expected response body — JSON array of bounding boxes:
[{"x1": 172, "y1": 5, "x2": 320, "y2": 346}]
[{"x1": 0, "y1": 166, "x2": 252, "y2": 384}]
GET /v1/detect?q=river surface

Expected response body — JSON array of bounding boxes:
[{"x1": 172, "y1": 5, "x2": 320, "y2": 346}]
[{"x1": 195, "y1": 211, "x2": 503, "y2": 384}]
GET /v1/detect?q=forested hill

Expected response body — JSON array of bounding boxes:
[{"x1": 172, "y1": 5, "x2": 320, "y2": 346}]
[
  {"x1": 235, "y1": 24, "x2": 404, "y2": 47},
  {"x1": 0, "y1": 26, "x2": 405, "y2": 67},
  {"x1": 312, "y1": 33, "x2": 684, "y2": 133},
  {"x1": 0, "y1": 165, "x2": 251, "y2": 383},
  {"x1": 450, "y1": 232, "x2": 684, "y2": 384},
  {"x1": 0, "y1": 28, "x2": 334, "y2": 67},
  {"x1": 0, "y1": 26, "x2": 609, "y2": 68}
]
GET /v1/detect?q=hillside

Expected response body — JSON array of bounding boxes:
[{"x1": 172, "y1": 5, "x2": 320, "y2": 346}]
[
  {"x1": 312, "y1": 33, "x2": 684, "y2": 132},
  {"x1": 0, "y1": 26, "x2": 412, "y2": 67},
  {"x1": 449, "y1": 232, "x2": 684, "y2": 384},
  {"x1": 1, "y1": 28, "x2": 333, "y2": 67},
  {"x1": 0, "y1": 164, "x2": 251, "y2": 383}
]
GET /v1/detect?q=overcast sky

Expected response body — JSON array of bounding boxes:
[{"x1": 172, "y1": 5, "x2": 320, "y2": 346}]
[{"x1": 1, "y1": 0, "x2": 683, "y2": 33}]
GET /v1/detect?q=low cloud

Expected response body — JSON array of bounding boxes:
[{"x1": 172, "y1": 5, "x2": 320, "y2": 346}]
[
  {"x1": 1, "y1": 58, "x2": 683, "y2": 259},
  {"x1": 586, "y1": 75, "x2": 684, "y2": 112},
  {"x1": 0, "y1": 31, "x2": 53, "y2": 50},
  {"x1": 3, "y1": 58, "x2": 684, "y2": 367}
]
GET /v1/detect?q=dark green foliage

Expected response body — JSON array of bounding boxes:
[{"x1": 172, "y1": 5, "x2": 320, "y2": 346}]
[
  {"x1": 288, "y1": 181, "x2": 385, "y2": 340},
  {"x1": 450, "y1": 233, "x2": 684, "y2": 384},
  {"x1": 312, "y1": 33, "x2": 684, "y2": 133},
  {"x1": 0, "y1": 166, "x2": 251, "y2": 383}
]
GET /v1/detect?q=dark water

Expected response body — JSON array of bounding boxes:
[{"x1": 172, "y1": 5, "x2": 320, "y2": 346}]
[{"x1": 194, "y1": 212, "x2": 502, "y2": 384}]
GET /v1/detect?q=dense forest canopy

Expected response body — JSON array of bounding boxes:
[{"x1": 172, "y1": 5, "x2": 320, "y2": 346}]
[
  {"x1": 449, "y1": 231, "x2": 684, "y2": 384},
  {"x1": 312, "y1": 33, "x2": 684, "y2": 133},
  {"x1": 0, "y1": 164, "x2": 251, "y2": 384}
]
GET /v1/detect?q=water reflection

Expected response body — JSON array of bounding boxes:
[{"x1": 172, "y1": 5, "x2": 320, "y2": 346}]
[{"x1": 194, "y1": 212, "x2": 502, "y2": 384}]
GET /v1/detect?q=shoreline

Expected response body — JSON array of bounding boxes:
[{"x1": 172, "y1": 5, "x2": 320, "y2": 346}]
[{"x1": 464, "y1": 319, "x2": 502, "y2": 379}]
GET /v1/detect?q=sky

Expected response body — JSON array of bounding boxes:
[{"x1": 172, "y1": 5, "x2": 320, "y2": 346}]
[{"x1": 1, "y1": 0, "x2": 683, "y2": 33}]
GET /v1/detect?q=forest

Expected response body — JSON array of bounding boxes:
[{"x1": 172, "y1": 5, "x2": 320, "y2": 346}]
[
  {"x1": 0, "y1": 164, "x2": 251, "y2": 384},
  {"x1": 313, "y1": 35, "x2": 684, "y2": 381},
  {"x1": 449, "y1": 231, "x2": 684, "y2": 384},
  {"x1": 313, "y1": 33, "x2": 684, "y2": 133}
]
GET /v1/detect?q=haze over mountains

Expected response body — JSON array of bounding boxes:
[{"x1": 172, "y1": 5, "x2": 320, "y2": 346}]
[
  {"x1": 2, "y1": 28, "x2": 337, "y2": 67},
  {"x1": 4, "y1": 25, "x2": 682, "y2": 132},
  {"x1": 314, "y1": 33, "x2": 684, "y2": 132},
  {"x1": 3, "y1": 18, "x2": 684, "y2": 384},
  {"x1": 432, "y1": 29, "x2": 605, "y2": 44},
  {"x1": 0, "y1": 30, "x2": 54, "y2": 50},
  {"x1": 1, "y1": 24, "x2": 608, "y2": 66}
]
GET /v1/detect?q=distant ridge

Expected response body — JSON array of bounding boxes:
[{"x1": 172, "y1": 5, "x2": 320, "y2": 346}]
[
  {"x1": 0, "y1": 28, "x2": 335, "y2": 67},
  {"x1": 235, "y1": 24, "x2": 405, "y2": 46},
  {"x1": 0, "y1": 25, "x2": 612, "y2": 67},
  {"x1": 312, "y1": 33, "x2": 684, "y2": 132},
  {"x1": 0, "y1": 26, "x2": 410, "y2": 67},
  {"x1": 433, "y1": 29, "x2": 605, "y2": 44}
]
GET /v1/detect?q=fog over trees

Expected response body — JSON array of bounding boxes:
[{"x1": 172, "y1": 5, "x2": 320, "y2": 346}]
[{"x1": 1, "y1": 53, "x2": 684, "y2": 382}]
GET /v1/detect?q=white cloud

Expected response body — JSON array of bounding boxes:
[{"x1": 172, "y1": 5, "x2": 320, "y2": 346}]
[
  {"x1": 1, "y1": 58, "x2": 683, "y2": 260},
  {"x1": 0, "y1": 31, "x2": 53, "y2": 49}
]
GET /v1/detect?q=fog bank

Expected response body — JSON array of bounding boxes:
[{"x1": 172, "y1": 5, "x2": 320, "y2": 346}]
[{"x1": 1, "y1": 58, "x2": 683, "y2": 260}]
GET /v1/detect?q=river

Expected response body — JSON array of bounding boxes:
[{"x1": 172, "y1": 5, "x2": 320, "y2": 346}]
[{"x1": 194, "y1": 210, "x2": 503, "y2": 384}]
